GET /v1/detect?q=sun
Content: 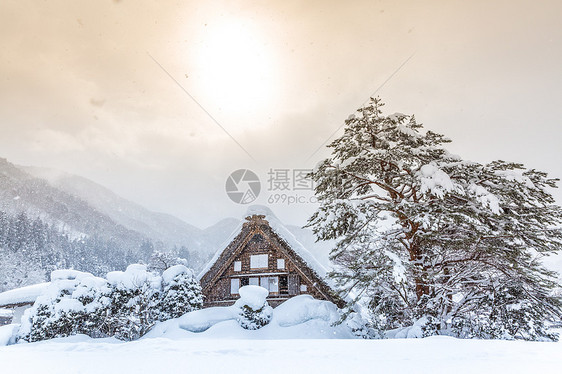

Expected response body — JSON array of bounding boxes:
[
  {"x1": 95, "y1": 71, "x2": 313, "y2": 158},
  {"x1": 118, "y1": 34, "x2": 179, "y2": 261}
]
[{"x1": 193, "y1": 19, "x2": 278, "y2": 117}]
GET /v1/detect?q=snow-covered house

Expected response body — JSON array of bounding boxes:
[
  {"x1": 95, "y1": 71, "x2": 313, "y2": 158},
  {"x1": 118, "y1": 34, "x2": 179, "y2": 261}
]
[
  {"x1": 198, "y1": 207, "x2": 343, "y2": 308},
  {"x1": 0, "y1": 282, "x2": 50, "y2": 324}
]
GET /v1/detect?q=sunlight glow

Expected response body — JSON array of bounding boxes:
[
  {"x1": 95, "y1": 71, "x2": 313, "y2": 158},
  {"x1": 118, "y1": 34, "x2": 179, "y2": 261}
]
[{"x1": 193, "y1": 20, "x2": 278, "y2": 118}]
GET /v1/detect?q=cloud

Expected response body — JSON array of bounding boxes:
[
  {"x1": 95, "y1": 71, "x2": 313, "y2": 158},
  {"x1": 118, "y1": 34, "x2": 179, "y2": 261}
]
[{"x1": 1, "y1": 0, "x2": 561, "y2": 226}]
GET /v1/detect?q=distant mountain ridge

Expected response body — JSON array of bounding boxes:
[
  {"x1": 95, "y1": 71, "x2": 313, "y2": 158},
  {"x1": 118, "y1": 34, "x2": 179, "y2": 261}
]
[
  {"x1": 0, "y1": 157, "x2": 143, "y2": 246},
  {"x1": 24, "y1": 165, "x2": 203, "y2": 249},
  {"x1": 1, "y1": 156, "x2": 332, "y2": 270},
  {"x1": 0, "y1": 157, "x2": 243, "y2": 257}
]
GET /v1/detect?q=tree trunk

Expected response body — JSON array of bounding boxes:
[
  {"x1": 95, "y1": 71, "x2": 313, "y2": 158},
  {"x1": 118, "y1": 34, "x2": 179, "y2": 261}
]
[{"x1": 410, "y1": 243, "x2": 430, "y2": 302}]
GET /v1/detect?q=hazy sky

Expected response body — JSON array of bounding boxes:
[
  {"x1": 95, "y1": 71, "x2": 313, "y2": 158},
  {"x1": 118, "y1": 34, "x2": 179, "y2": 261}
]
[{"x1": 1, "y1": 0, "x2": 561, "y2": 228}]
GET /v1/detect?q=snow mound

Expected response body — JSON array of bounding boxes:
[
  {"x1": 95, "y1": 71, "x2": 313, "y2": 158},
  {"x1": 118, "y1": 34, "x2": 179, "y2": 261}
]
[
  {"x1": 50, "y1": 269, "x2": 95, "y2": 282},
  {"x1": 0, "y1": 282, "x2": 50, "y2": 306},
  {"x1": 0, "y1": 308, "x2": 12, "y2": 317},
  {"x1": 107, "y1": 264, "x2": 161, "y2": 291},
  {"x1": 33, "y1": 270, "x2": 107, "y2": 307},
  {"x1": 234, "y1": 285, "x2": 269, "y2": 310},
  {"x1": 162, "y1": 265, "x2": 193, "y2": 284},
  {"x1": 391, "y1": 317, "x2": 433, "y2": 339},
  {"x1": 0, "y1": 324, "x2": 18, "y2": 346},
  {"x1": 245, "y1": 204, "x2": 277, "y2": 218},
  {"x1": 146, "y1": 295, "x2": 358, "y2": 340},
  {"x1": 177, "y1": 307, "x2": 239, "y2": 333},
  {"x1": 174, "y1": 286, "x2": 271, "y2": 333},
  {"x1": 468, "y1": 183, "x2": 501, "y2": 214},
  {"x1": 3, "y1": 333, "x2": 562, "y2": 372},
  {"x1": 417, "y1": 162, "x2": 458, "y2": 198},
  {"x1": 273, "y1": 295, "x2": 340, "y2": 327},
  {"x1": 16, "y1": 269, "x2": 112, "y2": 340},
  {"x1": 54, "y1": 298, "x2": 84, "y2": 314}
]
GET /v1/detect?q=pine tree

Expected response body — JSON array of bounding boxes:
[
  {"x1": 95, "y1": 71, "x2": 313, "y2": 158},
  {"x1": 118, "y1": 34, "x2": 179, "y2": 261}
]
[
  {"x1": 19, "y1": 282, "x2": 109, "y2": 342},
  {"x1": 18, "y1": 265, "x2": 200, "y2": 342},
  {"x1": 104, "y1": 275, "x2": 161, "y2": 341},
  {"x1": 0, "y1": 210, "x2": 135, "y2": 287},
  {"x1": 159, "y1": 266, "x2": 203, "y2": 320},
  {"x1": 308, "y1": 98, "x2": 562, "y2": 340}
]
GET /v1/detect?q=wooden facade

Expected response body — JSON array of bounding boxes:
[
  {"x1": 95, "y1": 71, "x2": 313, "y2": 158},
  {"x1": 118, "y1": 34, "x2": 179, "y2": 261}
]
[{"x1": 199, "y1": 214, "x2": 343, "y2": 308}]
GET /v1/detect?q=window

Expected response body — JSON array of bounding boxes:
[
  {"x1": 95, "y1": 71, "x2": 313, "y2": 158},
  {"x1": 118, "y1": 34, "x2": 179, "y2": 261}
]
[
  {"x1": 249, "y1": 277, "x2": 259, "y2": 286},
  {"x1": 260, "y1": 277, "x2": 279, "y2": 293},
  {"x1": 230, "y1": 278, "x2": 240, "y2": 294},
  {"x1": 250, "y1": 254, "x2": 268, "y2": 269},
  {"x1": 269, "y1": 277, "x2": 279, "y2": 293},
  {"x1": 240, "y1": 277, "x2": 249, "y2": 287},
  {"x1": 300, "y1": 284, "x2": 307, "y2": 292},
  {"x1": 277, "y1": 258, "x2": 285, "y2": 269},
  {"x1": 233, "y1": 261, "x2": 242, "y2": 272}
]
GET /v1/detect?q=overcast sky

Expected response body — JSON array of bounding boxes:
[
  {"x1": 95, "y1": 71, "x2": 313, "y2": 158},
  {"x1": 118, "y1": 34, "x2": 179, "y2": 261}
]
[{"x1": 1, "y1": 0, "x2": 561, "y2": 228}]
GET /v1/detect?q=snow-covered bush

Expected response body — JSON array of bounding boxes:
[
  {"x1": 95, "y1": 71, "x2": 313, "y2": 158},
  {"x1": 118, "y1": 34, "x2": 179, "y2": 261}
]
[
  {"x1": 18, "y1": 264, "x2": 203, "y2": 342},
  {"x1": 392, "y1": 316, "x2": 440, "y2": 339},
  {"x1": 343, "y1": 311, "x2": 379, "y2": 339},
  {"x1": 238, "y1": 305, "x2": 272, "y2": 330},
  {"x1": 235, "y1": 286, "x2": 272, "y2": 330},
  {"x1": 18, "y1": 270, "x2": 110, "y2": 342},
  {"x1": 450, "y1": 284, "x2": 558, "y2": 341},
  {"x1": 158, "y1": 265, "x2": 203, "y2": 321}
]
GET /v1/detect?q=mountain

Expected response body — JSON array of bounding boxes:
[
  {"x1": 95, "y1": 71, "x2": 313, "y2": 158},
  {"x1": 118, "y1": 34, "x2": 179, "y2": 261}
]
[
  {"x1": 23, "y1": 166, "x2": 251, "y2": 259},
  {"x1": 0, "y1": 157, "x2": 143, "y2": 247},
  {"x1": 1, "y1": 156, "x2": 246, "y2": 254},
  {"x1": 199, "y1": 217, "x2": 241, "y2": 252},
  {"x1": 23, "y1": 166, "x2": 204, "y2": 250},
  {"x1": 1, "y1": 156, "x2": 333, "y2": 274}
]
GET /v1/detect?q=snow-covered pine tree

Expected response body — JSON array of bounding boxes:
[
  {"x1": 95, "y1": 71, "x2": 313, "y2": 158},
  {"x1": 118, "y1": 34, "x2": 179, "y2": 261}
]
[
  {"x1": 18, "y1": 272, "x2": 111, "y2": 342},
  {"x1": 0, "y1": 247, "x2": 45, "y2": 293},
  {"x1": 18, "y1": 264, "x2": 204, "y2": 342},
  {"x1": 105, "y1": 265, "x2": 162, "y2": 341},
  {"x1": 158, "y1": 265, "x2": 203, "y2": 320},
  {"x1": 0, "y1": 209, "x2": 140, "y2": 285},
  {"x1": 307, "y1": 97, "x2": 562, "y2": 340}
]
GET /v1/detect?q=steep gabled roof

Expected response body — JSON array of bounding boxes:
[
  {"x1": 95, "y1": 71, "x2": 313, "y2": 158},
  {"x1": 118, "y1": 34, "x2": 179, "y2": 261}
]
[{"x1": 199, "y1": 206, "x2": 343, "y2": 307}]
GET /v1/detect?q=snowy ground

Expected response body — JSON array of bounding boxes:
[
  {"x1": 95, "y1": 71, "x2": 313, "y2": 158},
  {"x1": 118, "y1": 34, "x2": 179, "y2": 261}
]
[
  {"x1": 1, "y1": 334, "x2": 561, "y2": 374},
  {"x1": 1, "y1": 290, "x2": 560, "y2": 373}
]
